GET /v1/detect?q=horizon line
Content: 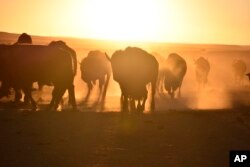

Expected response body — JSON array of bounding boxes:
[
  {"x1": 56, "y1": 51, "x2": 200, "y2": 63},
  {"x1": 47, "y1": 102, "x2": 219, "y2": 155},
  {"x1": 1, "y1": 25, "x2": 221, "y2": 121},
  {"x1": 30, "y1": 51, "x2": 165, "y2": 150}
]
[{"x1": 1, "y1": 31, "x2": 250, "y2": 47}]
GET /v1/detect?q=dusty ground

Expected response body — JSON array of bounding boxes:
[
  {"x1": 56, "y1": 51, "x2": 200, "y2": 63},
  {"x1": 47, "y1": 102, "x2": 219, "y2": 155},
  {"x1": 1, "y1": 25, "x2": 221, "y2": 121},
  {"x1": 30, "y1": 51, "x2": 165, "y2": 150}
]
[{"x1": 0, "y1": 106, "x2": 250, "y2": 167}]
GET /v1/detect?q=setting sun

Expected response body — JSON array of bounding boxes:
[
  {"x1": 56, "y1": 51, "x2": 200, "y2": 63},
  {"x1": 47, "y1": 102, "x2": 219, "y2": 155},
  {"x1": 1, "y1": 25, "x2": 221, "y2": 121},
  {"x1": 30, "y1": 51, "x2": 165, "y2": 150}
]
[
  {"x1": 82, "y1": 0, "x2": 164, "y2": 41},
  {"x1": 0, "y1": 0, "x2": 250, "y2": 44}
]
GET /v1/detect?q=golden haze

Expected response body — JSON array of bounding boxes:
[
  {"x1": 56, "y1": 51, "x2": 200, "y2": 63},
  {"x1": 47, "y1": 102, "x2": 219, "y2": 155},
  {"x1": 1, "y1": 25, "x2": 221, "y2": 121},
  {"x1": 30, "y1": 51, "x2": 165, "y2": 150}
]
[{"x1": 0, "y1": 0, "x2": 250, "y2": 44}]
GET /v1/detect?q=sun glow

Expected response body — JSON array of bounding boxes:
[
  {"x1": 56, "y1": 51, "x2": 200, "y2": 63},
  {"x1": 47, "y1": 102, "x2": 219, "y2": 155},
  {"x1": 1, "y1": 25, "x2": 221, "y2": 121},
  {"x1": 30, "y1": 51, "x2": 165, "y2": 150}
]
[
  {"x1": 82, "y1": 0, "x2": 165, "y2": 41},
  {"x1": 1, "y1": 0, "x2": 250, "y2": 44}
]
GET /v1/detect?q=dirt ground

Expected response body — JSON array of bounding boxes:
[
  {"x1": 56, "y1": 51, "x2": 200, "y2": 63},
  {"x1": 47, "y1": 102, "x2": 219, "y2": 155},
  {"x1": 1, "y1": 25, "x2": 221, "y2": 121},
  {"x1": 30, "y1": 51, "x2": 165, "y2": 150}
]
[{"x1": 0, "y1": 106, "x2": 250, "y2": 167}]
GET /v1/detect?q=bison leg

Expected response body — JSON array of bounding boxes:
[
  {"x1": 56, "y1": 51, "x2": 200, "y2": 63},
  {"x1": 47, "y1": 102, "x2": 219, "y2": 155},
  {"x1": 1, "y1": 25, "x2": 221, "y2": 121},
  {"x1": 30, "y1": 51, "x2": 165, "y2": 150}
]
[
  {"x1": 151, "y1": 81, "x2": 157, "y2": 112},
  {"x1": 24, "y1": 93, "x2": 30, "y2": 104},
  {"x1": 0, "y1": 82, "x2": 12, "y2": 99},
  {"x1": 168, "y1": 87, "x2": 175, "y2": 99},
  {"x1": 67, "y1": 84, "x2": 77, "y2": 111},
  {"x1": 53, "y1": 87, "x2": 67, "y2": 111},
  {"x1": 178, "y1": 80, "x2": 184, "y2": 98},
  {"x1": 137, "y1": 93, "x2": 147, "y2": 113},
  {"x1": 120, "y1": 93, "x2": 128, "y2": 112},
  {"x1": 67, "y1": 90, "x2": 72, "y2": 106},
  {"x1": 48, "y1": 87, "x2": 58, "y2": 110},
  {"x1": 136, "y1": 100, "x2": 143, "y2": 113},
  {"x1": 22, "y1": 86, "x2": 37, "y2": 111},
  {"x1": 84, "y1": 82, "x2": 92, "y2": 102},
  {"x1": 142, "y1": 93, "x2": 147, "y2": 112},
  {"x1": 99, "y1": 76, "x2": 104, "y2": 91},
  {"x1": 120, "y1": 85, "x2": 128, "y2": 112},
  {"x1": 170, "y1": 91, "x2": 175, "y2": 99},
  {"x1": 14, "y1": 88, "x2": 23, "y2": 103},
  {"x1": 102, "y1": 73, "x2": 110, "y2": 100},
  {"x1": 157, "y1": 74, "x2": 164, "y2": 94},
  {"x1": 98, "y1": 76, "x2": 105, "y2": 101},
  {"x1": 123, "y1": 95, "x2": 129, "y2": 112},
  {"x1": 130, "y1": 98, "x2": 136, "y2": 112}
]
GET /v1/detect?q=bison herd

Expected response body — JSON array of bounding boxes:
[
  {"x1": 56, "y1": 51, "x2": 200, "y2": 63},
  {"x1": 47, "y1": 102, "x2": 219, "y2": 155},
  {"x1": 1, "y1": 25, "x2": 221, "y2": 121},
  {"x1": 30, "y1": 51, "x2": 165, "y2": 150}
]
[{"x1": 0, "y1": 33, "x2": 249, "y2": 112}]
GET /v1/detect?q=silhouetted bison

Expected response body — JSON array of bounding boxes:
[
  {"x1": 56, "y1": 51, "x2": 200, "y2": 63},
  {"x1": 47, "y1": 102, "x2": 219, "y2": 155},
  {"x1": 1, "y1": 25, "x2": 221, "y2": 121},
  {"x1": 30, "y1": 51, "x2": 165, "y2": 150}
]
[
  {"x1": 232, "y1": 59, "x2": 247, "y2": 85},
  {"x1": 15, "y1": 33, "x2": 32, "y2": 44},
  {"x1": 163, "y1": 53, "x2": 187, "y2": 98},
  {"x1": 0, "y1": 44, "x2": 76, "y2": 110},
  {"x1": 80, "y1": 50, "x2": 111, "y2": 102},
  {"x1": 111, "y1": 47, "x2": 159, "y2": 112},
  {"x1": 34, "y1": 41, "x2": 78, "y2": 104},
  {"x1": 12, "y1": 33, "x2": 33, "y2": 102},
  {"x1": 194, "y1": 57, "x2": 210, "y2": 89}
]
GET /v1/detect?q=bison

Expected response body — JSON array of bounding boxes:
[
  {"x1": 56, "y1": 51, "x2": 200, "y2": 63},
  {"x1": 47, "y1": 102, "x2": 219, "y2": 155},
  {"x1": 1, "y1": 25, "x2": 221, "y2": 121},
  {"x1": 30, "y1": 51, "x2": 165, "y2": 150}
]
[
  {"x1": 80, "y1": 50, "x2": 111, "y2": 102},
  {"x1": 0, "y1": 44, "x2": 77, "y2": 111},
  {"x1": 36, "y1": 40, "x2": 78, "y2": 104},
  {"x1": 232, "y1": 59, "x2": 247, "y2": 85},
  {"x1": 163, "y1": 53, "x2": 187, "y2": 98},
  {"x1": 111, "y1": 47, "x2": 158, "y2": 112},
  {"x1": 15, "y1": 33, "x2": 32, "y2": 44},
  {"x1": 194, "y1": 57, "x2": 210, "y2": 89},
  {"x1": 1, "y1": 33, "x2": 33, "y2": 102}
]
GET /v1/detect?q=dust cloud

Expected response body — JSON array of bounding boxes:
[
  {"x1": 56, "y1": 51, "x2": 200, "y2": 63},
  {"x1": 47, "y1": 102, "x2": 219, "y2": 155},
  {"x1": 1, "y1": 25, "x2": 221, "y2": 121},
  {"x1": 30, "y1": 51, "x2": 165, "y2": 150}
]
[
  {"x1": 2, "y1": 36, "x2": 249, "y2": 112},
  {"x1": 67, "y1": 45, "x2": 250, "y2": 112},
  {"x1": 71, "y1": 44, "x2": 250, "y2": 111}
]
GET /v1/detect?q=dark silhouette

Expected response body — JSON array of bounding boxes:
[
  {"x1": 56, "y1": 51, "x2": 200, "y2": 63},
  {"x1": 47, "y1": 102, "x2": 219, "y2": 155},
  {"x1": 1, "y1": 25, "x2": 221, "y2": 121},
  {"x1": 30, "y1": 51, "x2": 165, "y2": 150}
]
[
  {"x1": 10, "y1": 33, "x2": 33, "y2": 102},
  {"x1": 15, "y1": 33, "x2": 32, "y2": 44},
  {"x1": 163, "y1": 53, "x2": 187, "y2": 98},
  {"x1": 246, "y1": 73, "x2": 250, "y2": 82},
  {"x1": 35, "y1": 40, "x2": 78, "y2": 104},
  {"x1": 111, "y1": 47, "x2": 159, "y2": 112},
  {"x1": 15, "y1": 33, "x2": 32, "y2": 102},
  {"x1": 0, "y1": 44, "x2": 23, "y2": 102},
  {"x1": 0, "y1": 44, "x2": 76, "y2": 111},
  {"x1": 0, "y1": 45, "x2": 11, "y2": 98},
  {"x1": 194, "y1": 57, "x2": 210, "y2": 89},
  {"x1": 48, "y1": 41, "x2": 77, "y2": 76},
  {"x1": 80, "y1": 50, "x2": 111, "y2": 102},
  {"x1": 232, "y1": 59, "x2": 247, "y2": 85}
]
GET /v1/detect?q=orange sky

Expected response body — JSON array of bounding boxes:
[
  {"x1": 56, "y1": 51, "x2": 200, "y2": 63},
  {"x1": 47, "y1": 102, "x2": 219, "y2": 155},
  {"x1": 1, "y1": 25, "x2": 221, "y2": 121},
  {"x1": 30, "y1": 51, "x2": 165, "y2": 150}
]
[{"x1": 0, "y1": 0, "x2": 250, "y2": 44}]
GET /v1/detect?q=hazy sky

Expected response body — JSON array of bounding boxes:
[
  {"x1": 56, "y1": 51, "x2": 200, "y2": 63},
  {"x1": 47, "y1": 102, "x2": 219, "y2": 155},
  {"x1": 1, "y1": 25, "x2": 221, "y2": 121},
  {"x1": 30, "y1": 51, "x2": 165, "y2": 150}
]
[{"x1": 0, "y1": 0, "x2": 250, "y2": 44}]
